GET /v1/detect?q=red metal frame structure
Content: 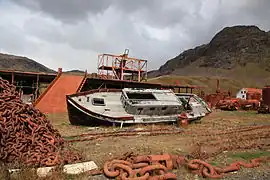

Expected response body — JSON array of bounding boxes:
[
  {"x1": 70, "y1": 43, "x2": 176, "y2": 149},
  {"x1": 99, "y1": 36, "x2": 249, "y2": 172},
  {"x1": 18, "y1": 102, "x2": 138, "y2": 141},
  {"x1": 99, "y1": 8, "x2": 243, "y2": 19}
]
[{"x1": 97, "y1": 49, "x2": 147, "y2": 82}]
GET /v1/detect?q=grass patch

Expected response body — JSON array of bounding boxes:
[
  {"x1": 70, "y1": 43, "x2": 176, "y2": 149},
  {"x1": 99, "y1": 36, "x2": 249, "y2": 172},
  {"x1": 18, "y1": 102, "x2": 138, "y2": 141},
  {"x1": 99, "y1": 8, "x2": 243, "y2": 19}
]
[
  {"x1": 229, "y1": 151, "x2": 270, "y2": 160},
  {"x1": 60, "y1": 122, "x2": 70, "y2": 126},
  {"x1": 219, "y1": 111, "x2": 258, "y2": 117},
  {"x1": 62, "y1": 136, "x2": 77, "y2": 140},
  {"x1": 209, "y1": 161, "x2": 218, "y2": 166}
]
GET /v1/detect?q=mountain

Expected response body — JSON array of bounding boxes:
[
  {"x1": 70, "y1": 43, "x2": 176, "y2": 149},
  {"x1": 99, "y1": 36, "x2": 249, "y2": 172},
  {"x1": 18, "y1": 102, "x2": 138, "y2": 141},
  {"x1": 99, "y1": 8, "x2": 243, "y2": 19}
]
[
  {"x1": 149, "y1": 25, "x2": 270, "y2": 78},
  {"x1": 147, "y1": 25, "x2": 270, "y2": 94},
  {"x1": 64, "y1": 70, "x2": 85, "y2": 75},
  {"x1": 0, "y1": 53, "x2": 56, "y2": 73}
]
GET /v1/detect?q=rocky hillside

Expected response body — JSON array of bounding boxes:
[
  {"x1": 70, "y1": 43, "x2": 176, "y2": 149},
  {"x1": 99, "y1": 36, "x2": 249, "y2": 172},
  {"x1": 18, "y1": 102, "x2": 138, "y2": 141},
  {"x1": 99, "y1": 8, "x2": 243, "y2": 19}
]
[
  {"x1": 0, "y1": 53, "x2": 56, "y2": 73},
  {"x1": 149, "y1": 25, "x2": 270, "y2": 78}
]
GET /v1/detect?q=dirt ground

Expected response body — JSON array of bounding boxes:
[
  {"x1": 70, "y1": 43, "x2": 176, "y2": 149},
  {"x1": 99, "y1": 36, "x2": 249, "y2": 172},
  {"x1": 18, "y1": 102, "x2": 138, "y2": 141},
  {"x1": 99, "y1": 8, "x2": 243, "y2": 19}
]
[{"x1": 42, "y1": 110, "x2": 270, "y2": 180}]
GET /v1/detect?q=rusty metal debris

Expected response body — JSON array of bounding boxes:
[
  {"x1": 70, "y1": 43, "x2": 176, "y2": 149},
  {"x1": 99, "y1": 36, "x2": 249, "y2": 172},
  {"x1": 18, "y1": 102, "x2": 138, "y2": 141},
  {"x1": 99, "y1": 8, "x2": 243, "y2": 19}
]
[
  {"x1": 103, "y1": 154, "x2": 270, "y2": 179},
  {"x1": 0, "y1": 78, "x2": 81, "y2": 167},
  {"x1": 216, "y1": 98, "x2": 260, "y2": 111}
]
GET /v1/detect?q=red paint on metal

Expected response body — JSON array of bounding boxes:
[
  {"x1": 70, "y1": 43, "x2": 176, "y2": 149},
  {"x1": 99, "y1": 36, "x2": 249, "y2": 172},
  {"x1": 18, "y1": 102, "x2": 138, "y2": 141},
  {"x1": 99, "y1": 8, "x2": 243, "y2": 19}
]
[
  {"x1": 97, "y1": 49, "x2": 148, "y2": 82},
  {"x1": 244, "y1": 88, "x2": 262, "y2": 95},
  {"x1": 35, "y1": 74, "x2": 85, "y2": 113},
  {"x1": 76, "y1": 70, "x2": 88, "y2": 92},
  {"x1": 34, "y1": 70, "x2": 63, "y2": 106}
]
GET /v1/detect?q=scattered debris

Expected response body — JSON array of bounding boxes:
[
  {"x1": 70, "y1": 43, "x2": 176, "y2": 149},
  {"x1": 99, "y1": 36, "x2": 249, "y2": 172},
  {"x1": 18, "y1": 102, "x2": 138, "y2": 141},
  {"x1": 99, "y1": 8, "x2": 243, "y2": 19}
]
[
  {"x1": 87, "y1": 127, "x2": 100, "y2": 131},
  {"x1": 36, "y1": 166, "x2": 54, "y2": 177},
  {"x1": 7, "y1": 161, "x2": 98, "y2": 178},
  {"x1": 63, "y1": 161, "x2": 98, "y2": 175}
]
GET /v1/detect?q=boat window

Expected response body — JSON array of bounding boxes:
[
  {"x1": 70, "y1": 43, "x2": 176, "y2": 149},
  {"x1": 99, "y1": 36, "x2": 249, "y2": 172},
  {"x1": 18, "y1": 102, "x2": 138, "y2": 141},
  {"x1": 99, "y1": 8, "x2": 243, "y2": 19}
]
[
  {"x1": 87, "y1": 97, "x2": 90, "y2": 102},
  {"x1": 78, "y1": 98, "x2": 81, "y2": 102},
  {"x1": 126, "y1": 92, "x2": 156, "y2": 100},
  {"x1": 138, "y1": 108, "x2": 143, "y2": 111},
  {"x1": 162, "y1": 107, "x2": 167, "y2": 110},
  {"x1": 92, "y1": 98, "x2": 105, "y2": 106},
  {"x1": 150, "y1": 107, "x2": 155, "y2": 111}
]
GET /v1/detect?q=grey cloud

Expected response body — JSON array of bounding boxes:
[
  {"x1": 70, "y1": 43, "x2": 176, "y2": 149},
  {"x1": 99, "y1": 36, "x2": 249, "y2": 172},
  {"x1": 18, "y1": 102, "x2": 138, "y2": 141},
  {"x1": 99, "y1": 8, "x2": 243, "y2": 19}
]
[
  {"x1": 11, "y1": 0, "x2": 199, "y2": 28},
  {"x1": 23, "y1": 17, "x2": 66, "y2": 43},
  {"x1": 0, "y1": 24, "x2": 28, "y2": 52},
  {"x1": 10, "y1": 0, "x2": 111, "y2": 23},
  {"x1": 2, "y1": 0, "x2": 270, "y2": 72}
]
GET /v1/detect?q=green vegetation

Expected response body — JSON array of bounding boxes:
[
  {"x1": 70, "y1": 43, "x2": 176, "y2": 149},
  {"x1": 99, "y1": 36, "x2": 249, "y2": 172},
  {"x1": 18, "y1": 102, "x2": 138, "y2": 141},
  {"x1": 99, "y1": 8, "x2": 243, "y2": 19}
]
[
  {"x1": 229, "y1": 151, "x2": 270, "y2": 160},
  {"x1": 148, "y1": 64, "x2": 270, "y2": 95}
]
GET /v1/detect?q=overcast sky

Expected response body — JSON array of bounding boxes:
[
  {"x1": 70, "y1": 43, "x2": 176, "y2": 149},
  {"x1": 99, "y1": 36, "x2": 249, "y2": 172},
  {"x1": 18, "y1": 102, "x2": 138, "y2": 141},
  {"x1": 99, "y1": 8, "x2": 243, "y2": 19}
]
[{"x1": 0, "y1": 0, "x2": 269, "y2": 72}]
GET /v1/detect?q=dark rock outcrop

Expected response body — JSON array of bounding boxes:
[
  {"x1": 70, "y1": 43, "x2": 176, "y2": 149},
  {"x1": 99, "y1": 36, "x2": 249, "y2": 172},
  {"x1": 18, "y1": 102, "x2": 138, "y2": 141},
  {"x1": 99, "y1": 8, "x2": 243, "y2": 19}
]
[{"x1": 149, "y1": 25, "x2": 270, "y2": 77}]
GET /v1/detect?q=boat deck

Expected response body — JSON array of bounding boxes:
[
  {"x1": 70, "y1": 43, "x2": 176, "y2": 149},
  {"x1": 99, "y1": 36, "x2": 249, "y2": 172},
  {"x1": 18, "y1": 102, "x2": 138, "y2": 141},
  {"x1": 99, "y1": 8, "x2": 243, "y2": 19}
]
[{"x1": 73, "y1": 92, "x2": 133, "y2": 118}]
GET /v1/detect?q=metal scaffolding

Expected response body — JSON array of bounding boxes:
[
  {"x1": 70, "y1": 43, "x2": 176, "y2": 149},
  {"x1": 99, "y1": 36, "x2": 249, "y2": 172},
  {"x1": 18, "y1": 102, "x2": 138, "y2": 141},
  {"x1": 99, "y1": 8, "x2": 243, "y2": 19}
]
[{"x1": 97, "y1": 49, "x2": 148, "y2": 82}]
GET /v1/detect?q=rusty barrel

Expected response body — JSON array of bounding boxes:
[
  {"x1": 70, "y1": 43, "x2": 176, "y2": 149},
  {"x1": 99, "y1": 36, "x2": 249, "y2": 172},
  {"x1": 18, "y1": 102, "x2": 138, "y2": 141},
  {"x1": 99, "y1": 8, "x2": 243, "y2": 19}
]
[{"x1": 262, "y1": 86, "x2": 270, "y2": 106}]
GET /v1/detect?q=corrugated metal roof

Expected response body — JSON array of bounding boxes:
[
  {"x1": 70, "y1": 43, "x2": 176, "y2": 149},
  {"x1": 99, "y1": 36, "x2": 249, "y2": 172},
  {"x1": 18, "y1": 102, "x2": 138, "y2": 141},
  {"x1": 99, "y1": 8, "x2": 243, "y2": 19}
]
[{"x1": 244, "y1": 88, "x2": 262, "y2": 94}]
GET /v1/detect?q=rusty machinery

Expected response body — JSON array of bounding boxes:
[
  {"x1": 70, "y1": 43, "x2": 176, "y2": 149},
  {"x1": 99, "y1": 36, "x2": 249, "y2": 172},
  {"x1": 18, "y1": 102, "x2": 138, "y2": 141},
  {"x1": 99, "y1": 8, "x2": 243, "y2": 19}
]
[{"x1": 204, "y1": 79, "x2": 261, "y2": 111}]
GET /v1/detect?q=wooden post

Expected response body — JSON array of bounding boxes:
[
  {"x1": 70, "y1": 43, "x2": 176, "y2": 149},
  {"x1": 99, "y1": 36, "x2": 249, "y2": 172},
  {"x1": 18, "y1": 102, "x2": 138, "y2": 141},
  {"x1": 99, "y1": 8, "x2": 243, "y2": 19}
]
[
  {"x1": 58, "y1": 68, "x2": 62, "y2": 74},
  {"x1": 35, "y1": 74, "x2": 39, "y2": 100},
  {"x1": 11, "y1": 72, "x2": 14, "y2": 84},
  {"x1": 138, "y1": 61, "x2": 141, "y2": 82}
]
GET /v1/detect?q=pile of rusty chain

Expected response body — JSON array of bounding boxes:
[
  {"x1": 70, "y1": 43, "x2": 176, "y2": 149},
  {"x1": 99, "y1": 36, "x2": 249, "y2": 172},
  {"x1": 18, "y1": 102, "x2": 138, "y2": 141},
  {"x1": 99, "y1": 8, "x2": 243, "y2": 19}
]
[
  {"x1": 0, "y1": 78, "x2": 81, "y2": 167},
  {"x1": 103, "y1": 154, "x2": 270, "y2": 179}
]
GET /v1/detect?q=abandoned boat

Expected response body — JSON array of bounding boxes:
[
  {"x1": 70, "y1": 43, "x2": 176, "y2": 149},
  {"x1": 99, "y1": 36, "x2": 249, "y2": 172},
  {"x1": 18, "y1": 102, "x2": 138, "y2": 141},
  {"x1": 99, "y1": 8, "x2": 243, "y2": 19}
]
[
  {"x1": 66, "y1": 88, "x2": 211, "y2": 126},
  {"x1": 175, "y1": 93, "x2": 212, "y2": 121}
]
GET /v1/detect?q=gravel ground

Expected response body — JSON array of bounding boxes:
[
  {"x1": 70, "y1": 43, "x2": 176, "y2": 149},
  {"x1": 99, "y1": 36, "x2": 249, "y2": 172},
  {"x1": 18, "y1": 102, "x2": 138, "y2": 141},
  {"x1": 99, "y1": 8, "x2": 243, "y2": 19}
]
[{"x1": 2, "y1": 111, "x2": 269, "y2": 180}]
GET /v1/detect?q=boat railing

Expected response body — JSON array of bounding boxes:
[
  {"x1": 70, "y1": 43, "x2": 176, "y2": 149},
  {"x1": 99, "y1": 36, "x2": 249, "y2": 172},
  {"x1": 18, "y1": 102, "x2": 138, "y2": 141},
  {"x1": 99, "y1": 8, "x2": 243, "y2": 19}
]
[{"x1": 68, "y1": 88, "x2": 122, "y2": 97}]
